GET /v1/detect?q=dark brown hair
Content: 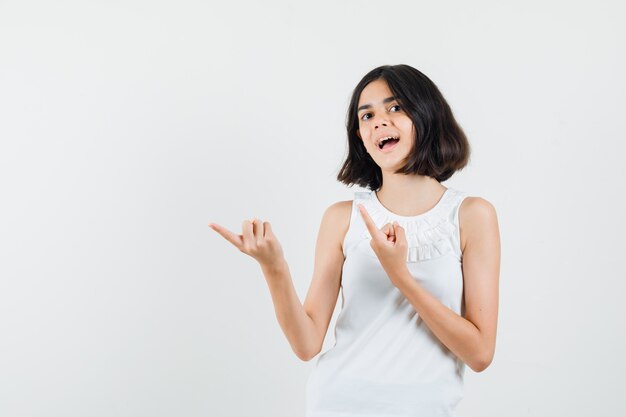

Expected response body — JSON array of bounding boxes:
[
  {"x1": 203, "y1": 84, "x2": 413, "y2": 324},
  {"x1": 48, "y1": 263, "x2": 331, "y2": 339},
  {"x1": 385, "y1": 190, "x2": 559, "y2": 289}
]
[{"x1": 337, "y1": 64, "x2": 470, "y2": 190}]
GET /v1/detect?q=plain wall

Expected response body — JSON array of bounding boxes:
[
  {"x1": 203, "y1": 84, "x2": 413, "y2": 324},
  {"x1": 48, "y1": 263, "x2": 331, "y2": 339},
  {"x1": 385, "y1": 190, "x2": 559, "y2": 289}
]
[{"x1": 1, "y1": 0, "x2": 624, "y2": 416}]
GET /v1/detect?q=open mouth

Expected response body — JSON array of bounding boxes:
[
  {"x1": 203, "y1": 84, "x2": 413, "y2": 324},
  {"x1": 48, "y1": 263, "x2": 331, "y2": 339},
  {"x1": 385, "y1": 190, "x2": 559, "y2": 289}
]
[{"x1": 378, "y1": 136, "x2": 400, "y2": 150}]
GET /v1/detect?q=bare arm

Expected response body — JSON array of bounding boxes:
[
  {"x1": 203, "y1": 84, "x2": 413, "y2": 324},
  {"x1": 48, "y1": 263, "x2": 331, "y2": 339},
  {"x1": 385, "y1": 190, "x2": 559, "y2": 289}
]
[
  {"x1": 260, "y1": 201, "x2": 350, "y2": 361},
  {"x1": 301, "y1": 201, "x2": 350, "y2": 359},
  {"x1": 261, "y1": 260, "x2": 319, "y2": 361},
  {"x1": 263, "y1": 201, "x2": 352, "y2": 361},
  {"x1": 392, "y1": 197, "x2": 501, "y2": 372},
  {"x1": 209, "y1": 202, "x2": 350, "y2": 361}
]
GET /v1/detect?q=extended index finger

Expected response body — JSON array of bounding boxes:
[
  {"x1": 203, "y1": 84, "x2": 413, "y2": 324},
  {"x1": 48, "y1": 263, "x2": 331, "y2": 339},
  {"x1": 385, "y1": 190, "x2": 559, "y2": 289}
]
[
  {"x1": 208, "y1": 222, "x2": 244, "y2": 249},
  {"x1": 356, "y1": 204, "x2": 381, "y2": 240}
]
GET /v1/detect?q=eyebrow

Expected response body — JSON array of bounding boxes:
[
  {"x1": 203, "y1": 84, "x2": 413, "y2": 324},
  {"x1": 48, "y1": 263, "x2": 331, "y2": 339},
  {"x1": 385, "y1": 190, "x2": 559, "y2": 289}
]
[{"x1": 357, "y1": 96, "x2": 397, "y2": 112}]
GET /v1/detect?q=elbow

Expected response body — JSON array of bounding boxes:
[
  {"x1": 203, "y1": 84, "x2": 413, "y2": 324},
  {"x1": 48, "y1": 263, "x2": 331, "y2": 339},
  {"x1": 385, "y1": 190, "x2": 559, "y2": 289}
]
[
  {"x1": 295, "y1": 347, "x2": 320, "y2": 362},
  {"x1": 470, "y1": 358, "x2": 490, "y2": 373},
  {"x1": 296, "y1": 352, "x2": 317, "y2": 362},
  {"x1": 470, "y1": 350, "x2": 494, "y2": 373}
]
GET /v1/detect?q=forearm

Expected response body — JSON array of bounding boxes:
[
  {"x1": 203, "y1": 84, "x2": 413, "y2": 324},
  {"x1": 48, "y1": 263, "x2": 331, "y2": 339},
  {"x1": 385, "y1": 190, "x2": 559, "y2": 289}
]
[
  {"x1": 392, "y1": 268, "x2": 488, "y2": 372},
  {"x1": 261, "y1": 260, "x2": 319, "y2": 361}
]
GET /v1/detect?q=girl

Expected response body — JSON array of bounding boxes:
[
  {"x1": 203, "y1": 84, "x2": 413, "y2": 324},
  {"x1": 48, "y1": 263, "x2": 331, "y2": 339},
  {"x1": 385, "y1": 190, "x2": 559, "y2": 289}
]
[{"x1": 208, "y1": 64, "x2": 500, "y2": 417}]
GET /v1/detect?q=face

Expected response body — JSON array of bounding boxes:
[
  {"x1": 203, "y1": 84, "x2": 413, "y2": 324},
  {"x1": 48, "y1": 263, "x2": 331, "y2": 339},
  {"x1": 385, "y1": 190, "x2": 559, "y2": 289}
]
[{"x1": 356, "y1": 78, "x2": 415, "y2": 172}]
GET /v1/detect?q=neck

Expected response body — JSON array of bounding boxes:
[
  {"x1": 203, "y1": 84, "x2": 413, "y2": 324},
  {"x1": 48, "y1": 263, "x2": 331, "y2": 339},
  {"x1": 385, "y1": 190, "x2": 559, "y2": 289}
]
[{"x1": 375, "y1": 173, "x2": 447, "y2": 216}]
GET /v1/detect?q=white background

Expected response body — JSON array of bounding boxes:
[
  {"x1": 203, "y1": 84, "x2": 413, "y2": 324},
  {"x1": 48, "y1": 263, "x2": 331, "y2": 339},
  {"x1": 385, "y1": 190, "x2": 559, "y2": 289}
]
[{"x1": 1, "y1": 1, "x2": 625, "y2": 416}]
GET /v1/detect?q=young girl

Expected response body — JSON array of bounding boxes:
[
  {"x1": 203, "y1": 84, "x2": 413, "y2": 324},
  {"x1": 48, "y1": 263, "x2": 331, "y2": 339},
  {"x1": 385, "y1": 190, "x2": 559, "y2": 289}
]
[{"x1": 208, "y1": 64, "x2": 500, "y2": 417}]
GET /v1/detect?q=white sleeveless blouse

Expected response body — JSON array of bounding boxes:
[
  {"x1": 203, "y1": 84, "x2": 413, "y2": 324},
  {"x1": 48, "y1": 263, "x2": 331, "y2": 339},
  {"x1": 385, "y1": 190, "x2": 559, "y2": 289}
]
[{"x1": 305, "y1": 187, "x2": 470, "y2": 417}]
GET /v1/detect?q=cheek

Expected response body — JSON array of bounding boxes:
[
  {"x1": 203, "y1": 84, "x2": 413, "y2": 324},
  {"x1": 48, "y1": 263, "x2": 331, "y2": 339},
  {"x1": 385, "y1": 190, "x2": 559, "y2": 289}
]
[
  {"x1": 402, "y1": 121, "x2": 415, "y2": 140},
  {"x1": 399, "y1": 116, "x2": 413, "y2": 130}
]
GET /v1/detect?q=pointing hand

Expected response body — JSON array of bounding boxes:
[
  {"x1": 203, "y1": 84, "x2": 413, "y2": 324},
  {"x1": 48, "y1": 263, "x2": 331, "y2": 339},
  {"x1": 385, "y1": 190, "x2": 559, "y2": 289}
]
[
  {"x1": 357, "y1": 204, "x2": 408, "y2": 283},
  {"x1": 208, "y1": 218, "x2": 285, "y2": 270}
]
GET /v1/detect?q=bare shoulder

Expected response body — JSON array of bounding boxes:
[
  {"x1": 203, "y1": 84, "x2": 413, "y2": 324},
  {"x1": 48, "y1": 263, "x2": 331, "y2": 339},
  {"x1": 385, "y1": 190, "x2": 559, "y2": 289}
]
[
  {"x1": 321, "y1": 200, "x2": 353, "y2": 246},
  {"x1": 325, "y1": 199, "x2": 353, "y2": 218},
  {"x1": 458, "y1": 196, "x2": 499, "y2": 253}
]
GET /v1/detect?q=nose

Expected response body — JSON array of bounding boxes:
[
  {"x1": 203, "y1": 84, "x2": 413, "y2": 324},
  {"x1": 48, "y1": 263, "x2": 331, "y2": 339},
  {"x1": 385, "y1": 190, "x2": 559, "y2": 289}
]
[{"x1": 373, "y1": 114, "x2": 390, "y2": 129}]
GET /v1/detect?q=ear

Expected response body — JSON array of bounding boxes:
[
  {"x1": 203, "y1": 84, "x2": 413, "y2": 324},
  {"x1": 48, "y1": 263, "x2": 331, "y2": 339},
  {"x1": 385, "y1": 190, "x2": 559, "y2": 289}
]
[{"x1": 356, "y1": 129, "x2": 361, "y2": 139}]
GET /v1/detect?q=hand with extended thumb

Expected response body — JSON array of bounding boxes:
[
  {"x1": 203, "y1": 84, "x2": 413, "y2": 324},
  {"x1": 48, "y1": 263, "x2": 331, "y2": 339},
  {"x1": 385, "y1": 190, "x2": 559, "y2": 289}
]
[{"x1": 208, "y1": 218, "x2": 285, "y2": 270}]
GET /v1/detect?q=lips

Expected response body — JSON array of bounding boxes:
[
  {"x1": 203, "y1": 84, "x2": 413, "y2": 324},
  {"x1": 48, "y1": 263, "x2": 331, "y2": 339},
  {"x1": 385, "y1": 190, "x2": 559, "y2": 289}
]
[
  {"x1": 375, "y1": 133, "x2": 400, "y2": 148},
  {"x1": 378, "y1": 136, "x2": 400, "y2": 149},
  {"x1": 378, "y1": 138, "x2": 400, "y2": 152}
]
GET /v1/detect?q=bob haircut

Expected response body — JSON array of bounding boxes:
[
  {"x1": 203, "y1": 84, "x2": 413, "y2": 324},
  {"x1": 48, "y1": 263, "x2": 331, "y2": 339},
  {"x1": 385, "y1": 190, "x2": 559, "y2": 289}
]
[{"x1": 337, "y1": 64, "x2": 470, "y2": 190}]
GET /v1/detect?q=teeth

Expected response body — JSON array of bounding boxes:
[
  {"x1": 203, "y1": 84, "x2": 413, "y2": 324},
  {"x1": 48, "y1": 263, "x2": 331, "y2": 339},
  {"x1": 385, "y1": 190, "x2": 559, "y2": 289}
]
[{"x1": 378, "y1": 136, "x2": 398, "y2": 148}]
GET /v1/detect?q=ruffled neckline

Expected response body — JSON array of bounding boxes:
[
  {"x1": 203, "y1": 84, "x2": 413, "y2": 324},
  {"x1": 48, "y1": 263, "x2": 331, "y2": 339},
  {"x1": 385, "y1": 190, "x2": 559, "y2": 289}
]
[{"x1": 357, "y1": 188, "x2": 461, "y2": 263}]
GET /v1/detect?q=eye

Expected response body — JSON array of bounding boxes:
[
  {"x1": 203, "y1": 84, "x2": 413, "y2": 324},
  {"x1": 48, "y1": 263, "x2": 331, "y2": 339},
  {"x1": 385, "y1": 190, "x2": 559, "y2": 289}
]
[{"x1": 359, "y1": 105, "x2": 401, "y2": 121}]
